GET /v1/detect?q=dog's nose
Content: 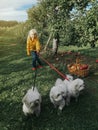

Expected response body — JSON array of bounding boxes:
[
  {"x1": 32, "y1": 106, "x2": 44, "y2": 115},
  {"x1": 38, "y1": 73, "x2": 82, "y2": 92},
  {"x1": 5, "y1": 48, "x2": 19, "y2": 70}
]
[
  {"x1": 34, "y1": 100, "x2": 39, "y2": 106},
  {"x1": 63, "y1": 96, "x2": 66, "y2": 100},
  {"x1": 34, "y1": 102, "x2": 39, "y2": 107}
]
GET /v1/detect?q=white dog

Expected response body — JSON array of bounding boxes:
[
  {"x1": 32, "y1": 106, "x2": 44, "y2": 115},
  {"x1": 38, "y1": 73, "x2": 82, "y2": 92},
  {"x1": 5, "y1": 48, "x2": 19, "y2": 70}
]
[
  {"x1": 22, "y1": 86, "x2": 42, "y2": 116},
  {"x1": 64, "y1": 74, "x2": 74, "y2": 86},
  {"x1": 66, "y1": 78, "x2": 85, "y2": 105},
  {"x1": 49, "y1": 78, "x2": 68, "y2": 111}
]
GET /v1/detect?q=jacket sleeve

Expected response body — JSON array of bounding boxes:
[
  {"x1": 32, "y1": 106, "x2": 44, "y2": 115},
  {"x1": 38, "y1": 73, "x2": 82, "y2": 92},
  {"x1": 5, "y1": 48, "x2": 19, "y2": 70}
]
[
  {"x1": 36, "y1": 40, "x2": 41, "y2": 52},
  {"x1": 26, "y1": 38, "x2": 30, "y2": 56}
]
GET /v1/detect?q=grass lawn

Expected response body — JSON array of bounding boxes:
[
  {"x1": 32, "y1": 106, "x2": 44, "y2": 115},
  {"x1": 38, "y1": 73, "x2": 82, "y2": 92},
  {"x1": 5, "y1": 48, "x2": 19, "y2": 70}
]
[{"x1": 0, "y1": 35, "x2": 98, "y2": 130}]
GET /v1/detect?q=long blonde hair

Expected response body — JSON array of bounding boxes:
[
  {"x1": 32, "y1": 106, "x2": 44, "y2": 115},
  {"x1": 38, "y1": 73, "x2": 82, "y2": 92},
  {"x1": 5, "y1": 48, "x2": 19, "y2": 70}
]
[{"x1": 28, "y1": 29, "x2": 38, "y2": 40}]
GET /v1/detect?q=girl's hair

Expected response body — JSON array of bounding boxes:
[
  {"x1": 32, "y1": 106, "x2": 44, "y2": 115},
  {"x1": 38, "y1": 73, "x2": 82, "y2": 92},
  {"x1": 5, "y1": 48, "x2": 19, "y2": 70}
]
[
  {"x1": 28, "y1": 29, "x2": 38, "y2": 38},
  {"x1": 27, "y1": 29, "x2": 38, "y2": 39}
]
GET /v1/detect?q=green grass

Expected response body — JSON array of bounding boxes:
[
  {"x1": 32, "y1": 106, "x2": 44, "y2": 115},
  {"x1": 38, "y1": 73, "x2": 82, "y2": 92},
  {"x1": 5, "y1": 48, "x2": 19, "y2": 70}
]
[{"x1": 0, "y1": 35, "x2": 98, "y2": 130}]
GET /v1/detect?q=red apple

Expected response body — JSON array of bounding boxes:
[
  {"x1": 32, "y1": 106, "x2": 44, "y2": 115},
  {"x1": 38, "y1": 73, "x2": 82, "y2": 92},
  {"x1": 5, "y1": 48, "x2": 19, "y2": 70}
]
[
  {"x1": 80, "y1": 64, "x2": 88, "y2": 70},
  {"x1": 96, "y1": 60, "x2": 98, "y2": 63}
]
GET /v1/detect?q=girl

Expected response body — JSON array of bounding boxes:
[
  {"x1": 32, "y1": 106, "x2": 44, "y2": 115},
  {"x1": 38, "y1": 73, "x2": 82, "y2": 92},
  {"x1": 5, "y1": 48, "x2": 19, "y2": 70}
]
[{"x1": 27, "y1": 29, "x2": 43, "y2": 70}]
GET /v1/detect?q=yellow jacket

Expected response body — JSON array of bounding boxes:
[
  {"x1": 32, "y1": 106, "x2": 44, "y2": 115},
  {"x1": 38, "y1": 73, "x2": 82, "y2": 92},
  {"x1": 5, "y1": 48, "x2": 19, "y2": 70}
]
[{"x1": 27, "y1": 37, "x2": 41, "y2": 55}]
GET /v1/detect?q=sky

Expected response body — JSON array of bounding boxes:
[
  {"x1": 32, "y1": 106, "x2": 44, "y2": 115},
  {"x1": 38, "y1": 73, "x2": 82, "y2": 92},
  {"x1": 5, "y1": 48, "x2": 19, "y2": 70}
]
[{"x1": 0, "y1": 0, "x2": 37, "y2": 22}]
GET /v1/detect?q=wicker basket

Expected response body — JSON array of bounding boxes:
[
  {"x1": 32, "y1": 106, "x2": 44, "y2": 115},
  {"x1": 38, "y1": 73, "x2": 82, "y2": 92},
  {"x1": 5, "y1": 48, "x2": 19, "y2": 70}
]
[
  {"x1": 76, "y1": 67, "x2": 89, "y2": 77},
  {"x1": 67, "y1": 59, "x2": 89, "y2": 77}
]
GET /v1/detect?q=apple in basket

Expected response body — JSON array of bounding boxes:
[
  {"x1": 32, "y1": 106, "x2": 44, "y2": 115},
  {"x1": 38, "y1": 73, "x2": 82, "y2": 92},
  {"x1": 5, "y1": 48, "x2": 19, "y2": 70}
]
[
  {"x1": 76, "y1": 64, "x2": 81, "y2": 70},
  {"x1": 67, "y1": 64, "x2": 76, "y2": 71},
  {"x1": 79, "y1": 64, "x2": 88, "y2": 70},
  {"x1": 70, "y1": 65, "x2": 77, "y2": 71}
]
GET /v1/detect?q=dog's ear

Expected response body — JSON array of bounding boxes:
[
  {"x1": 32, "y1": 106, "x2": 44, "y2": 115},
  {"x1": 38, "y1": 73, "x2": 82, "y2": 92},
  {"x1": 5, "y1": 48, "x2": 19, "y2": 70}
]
[
  {"x1": 22, "y1": 95, "x2": 26, "y2": 103},
  {"x1": 74, "y1": 84, "x2": 79, "y2": 90},
  {"x1": 55, "y1": 78, "x2": 63, "y2": 86},
  {"x1": 75, "y1": 79, "x2": 84, "y2": 91},
  {"x1": 51, "y1": 95, "x2": 55, "y2": 100},
  {"x1": 37, "y1": 94, "x2": 42, "y2": 103},
  {"x1": 78, "y1": 86, "x2": 84, "y2": 91},
  {"x1": 22, "y1": 95, "x2": 30, "y2": 107},
  {"x1": 75, "y1": 83, "x2": 84, "y2": 91}
]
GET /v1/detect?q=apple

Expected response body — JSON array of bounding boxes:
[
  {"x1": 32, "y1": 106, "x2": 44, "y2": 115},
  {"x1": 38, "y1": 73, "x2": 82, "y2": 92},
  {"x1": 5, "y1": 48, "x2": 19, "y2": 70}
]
[
  {"x1": 80, "y1": 64, "x2": 88, "y2": 70},
  {"x1": 96, "y1": 60, "x2": 98, "y2": 63}
]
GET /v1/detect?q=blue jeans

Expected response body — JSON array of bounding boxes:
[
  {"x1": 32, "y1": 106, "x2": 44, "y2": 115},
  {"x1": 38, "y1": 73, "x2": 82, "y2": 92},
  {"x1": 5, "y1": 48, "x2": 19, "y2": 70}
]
[{"x1": 31, "y1": 51, "x2": 42, "y2": 68}]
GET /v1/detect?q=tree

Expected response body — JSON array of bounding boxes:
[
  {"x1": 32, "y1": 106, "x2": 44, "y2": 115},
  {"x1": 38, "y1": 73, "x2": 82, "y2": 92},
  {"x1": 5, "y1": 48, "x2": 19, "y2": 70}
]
[{"x1": 26, "y1": 0, "x2": 98, "y2": 49}]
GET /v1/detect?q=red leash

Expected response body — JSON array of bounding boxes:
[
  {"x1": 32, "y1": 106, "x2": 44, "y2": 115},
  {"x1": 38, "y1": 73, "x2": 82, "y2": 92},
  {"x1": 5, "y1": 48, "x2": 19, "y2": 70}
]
[{"x1": 39, "y1": 55, "x2": 69, "y2": 80}]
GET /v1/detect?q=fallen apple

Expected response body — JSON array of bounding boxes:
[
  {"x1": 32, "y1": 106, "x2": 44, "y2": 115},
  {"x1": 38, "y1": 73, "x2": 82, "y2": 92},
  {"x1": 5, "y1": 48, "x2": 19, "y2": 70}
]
[{"x1": 96, "y1": 60, "x2": 98, "y2": 63}]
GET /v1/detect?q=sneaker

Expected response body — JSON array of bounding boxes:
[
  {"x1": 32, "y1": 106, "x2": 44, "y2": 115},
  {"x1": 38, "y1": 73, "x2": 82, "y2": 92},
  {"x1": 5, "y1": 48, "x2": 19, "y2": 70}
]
[
  {"x1": 37, "y1": 66, "x2": 43, "y2": 69},
  {"x1": 96, "y1": 60, "x2": 98, "y2": 63},
  {"x1": 32, "y1": 67, "x2": 36, "y2": 71}
]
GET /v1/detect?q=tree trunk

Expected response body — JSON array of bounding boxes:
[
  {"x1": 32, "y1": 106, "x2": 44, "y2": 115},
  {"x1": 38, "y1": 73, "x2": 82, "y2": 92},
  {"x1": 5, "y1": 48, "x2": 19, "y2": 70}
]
[
  {"x1": 52, "y1": 38, "x2": 58, "y2": 55},
  {"x1": 44, "y1": 33, "x2": 52, "y2": 51}
]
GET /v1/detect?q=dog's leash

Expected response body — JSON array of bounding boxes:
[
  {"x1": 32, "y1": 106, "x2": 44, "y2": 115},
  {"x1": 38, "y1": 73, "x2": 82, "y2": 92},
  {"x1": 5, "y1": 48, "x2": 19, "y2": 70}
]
[
  {"x1": 33, "y1": 68, "x2": 37, "y2": 90},
  {"x1": 39, "y1": 54, "x2": 69, "y2": 81}
]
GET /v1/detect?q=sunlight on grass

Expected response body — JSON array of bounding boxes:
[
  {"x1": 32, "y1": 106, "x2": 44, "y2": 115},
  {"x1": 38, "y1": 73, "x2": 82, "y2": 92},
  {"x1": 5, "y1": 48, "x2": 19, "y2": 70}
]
[{"x1": 10, "y1": 58, "x2": 25, "y2": 64}]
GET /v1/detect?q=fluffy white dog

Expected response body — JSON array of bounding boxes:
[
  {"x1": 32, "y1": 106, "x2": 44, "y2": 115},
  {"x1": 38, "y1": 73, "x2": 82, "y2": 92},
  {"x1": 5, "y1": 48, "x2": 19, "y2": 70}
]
[
  {"x1": 66, "y1": 78, "x2": 85, "y2": 105},
  {"x1": 22, "y1": 86, "x2": 42, "y2": 116},
  {"x1": 49, "y1": 78, "x2": 68, "y2": 111},
  {"x1": 64, "y1": 74, "x2": 74, "y2": 86}
]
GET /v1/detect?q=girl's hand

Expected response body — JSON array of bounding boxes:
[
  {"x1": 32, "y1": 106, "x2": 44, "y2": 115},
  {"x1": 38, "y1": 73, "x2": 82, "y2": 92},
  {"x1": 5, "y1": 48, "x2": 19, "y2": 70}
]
[
  {"x1": 27, "y1": 52, "x2": 30, "y2": 56},
  {"x1": 37, "y1": 52, "x2": 40, "y2": 55}
]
